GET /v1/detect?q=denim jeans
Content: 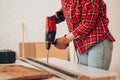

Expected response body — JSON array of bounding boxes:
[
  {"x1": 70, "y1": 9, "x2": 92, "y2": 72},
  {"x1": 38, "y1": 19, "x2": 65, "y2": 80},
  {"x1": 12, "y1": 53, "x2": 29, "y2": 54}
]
[{"x1": 77, "y1": 40, "x2": 113, "y2": 70}]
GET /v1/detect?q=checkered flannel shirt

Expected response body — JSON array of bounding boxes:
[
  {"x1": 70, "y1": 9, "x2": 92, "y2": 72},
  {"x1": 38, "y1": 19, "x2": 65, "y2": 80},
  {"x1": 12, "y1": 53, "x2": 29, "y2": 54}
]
[{"x1": 61, "y1": 0, "x2": 115, "y2": 54}]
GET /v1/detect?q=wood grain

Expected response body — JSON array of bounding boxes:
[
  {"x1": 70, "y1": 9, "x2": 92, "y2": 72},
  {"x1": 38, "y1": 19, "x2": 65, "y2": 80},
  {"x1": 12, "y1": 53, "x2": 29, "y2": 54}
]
[
  {"x1": 0, "y1": 65, "x2": 53, "y2": 80},
  {"x1": 19, "y1": 42, "x2": 69, "y2": 60}
]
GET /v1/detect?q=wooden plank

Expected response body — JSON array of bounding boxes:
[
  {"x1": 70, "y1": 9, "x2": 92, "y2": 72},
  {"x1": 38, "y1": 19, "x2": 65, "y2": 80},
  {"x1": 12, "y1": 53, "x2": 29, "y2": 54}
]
[
  {"x1": 109, "y1": 77, "x2": 116, "y2": 80},
  {"x1": 20, "y1": 58, "x2": 77, "y2": 80},
  {"x1": 21, "y1": 58, "x2": 117, "y2": 80},
  {"x1": 38, "y1": 58, "x2": 118, "y2": 80},
  {"x1": 35, "y1": 42, "x2": 69, "y2": 60},
  {"x1": 79, "y1": 76, "x2": 116, "y2": 80},
  {"x1": 0, "y1": 65, "x2": 53, "y2": 80},
  {"x1": 19, "y1": 42, "x2": 69, "y2": 60},
  {"x1": 21, "y1": 22, "x2": 25, "y2": 58},
  {"x1": 19, "y1": 42, "x2": 36, "y2": 58},
  {"x1": 88, "y1": 77, "x2": 116, "y2": 80}
]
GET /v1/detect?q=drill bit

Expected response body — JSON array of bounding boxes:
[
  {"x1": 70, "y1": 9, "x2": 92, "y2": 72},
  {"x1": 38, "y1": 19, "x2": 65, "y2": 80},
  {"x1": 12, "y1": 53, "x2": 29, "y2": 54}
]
[{"x1": 47, "y1": 50, "x2": 49, "y2": 63}]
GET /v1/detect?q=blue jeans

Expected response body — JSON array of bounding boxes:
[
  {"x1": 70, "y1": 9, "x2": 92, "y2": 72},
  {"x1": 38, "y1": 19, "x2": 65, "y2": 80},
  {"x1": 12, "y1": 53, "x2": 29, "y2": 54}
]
[{"x1": 77, "y1": 40, "x2": 113, "y2": 70}]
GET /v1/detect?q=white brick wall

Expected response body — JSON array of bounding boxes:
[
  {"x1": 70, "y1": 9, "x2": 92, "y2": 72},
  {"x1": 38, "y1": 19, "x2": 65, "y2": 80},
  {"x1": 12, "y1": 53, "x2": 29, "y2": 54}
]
[
  {"x1": 106, "y1": 0, "x2": 120, "y2": 77},
  {"x1": 0, "y1": 0, "x2": 120, "y2": 77},
  {"x1": 0, "y1": 0, "x2": 68, "y2": 54}
]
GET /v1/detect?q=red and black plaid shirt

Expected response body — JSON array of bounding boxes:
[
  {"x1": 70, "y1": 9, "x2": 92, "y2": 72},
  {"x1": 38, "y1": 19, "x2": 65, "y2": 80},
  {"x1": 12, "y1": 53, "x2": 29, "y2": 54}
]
[{"x1": 61, "y1": 0, "x2": 115, "y2": 54}]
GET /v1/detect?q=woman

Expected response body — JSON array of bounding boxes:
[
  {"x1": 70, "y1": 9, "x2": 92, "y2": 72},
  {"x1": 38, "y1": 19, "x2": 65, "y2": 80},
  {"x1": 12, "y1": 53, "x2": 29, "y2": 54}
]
[{"x1": 54, "y1": 0, "x2": 115, "y2": 70}]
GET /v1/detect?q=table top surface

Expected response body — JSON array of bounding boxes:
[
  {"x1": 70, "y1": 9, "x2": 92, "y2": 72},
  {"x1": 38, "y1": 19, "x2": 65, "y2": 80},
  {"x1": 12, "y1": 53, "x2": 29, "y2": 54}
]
[
  {"x1": 0, "y1": 57, "x2": 118, "y2": 80},
  {"x1": 38, "y1": 58, "x2": 118, "y2": 78}
]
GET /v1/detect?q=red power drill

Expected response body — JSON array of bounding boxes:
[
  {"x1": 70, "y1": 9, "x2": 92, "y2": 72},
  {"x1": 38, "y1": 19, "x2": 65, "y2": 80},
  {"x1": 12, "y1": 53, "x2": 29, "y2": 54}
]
[
  {"x1": 45, "y1": 15, "x2": 56, "y2": 50},
  {"x1": 45, "y1": 11, "x2": 65, "y2": 63}
]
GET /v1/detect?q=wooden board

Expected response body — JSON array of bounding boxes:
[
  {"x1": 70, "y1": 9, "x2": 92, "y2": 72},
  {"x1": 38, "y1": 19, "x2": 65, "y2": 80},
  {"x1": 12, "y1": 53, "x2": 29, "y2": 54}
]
[
  {"x1": 19, "y1": 42, "x2": 69, "y2": 60},
  {"x1": 0, "y1": 65, "x2": 53, "y2": 80},
  {"x1": 38, "y1": 58, "x2": 117, "y2": 80},
  {"x1": 20, "y1": 58, "x2": 117, "y2": 80}
]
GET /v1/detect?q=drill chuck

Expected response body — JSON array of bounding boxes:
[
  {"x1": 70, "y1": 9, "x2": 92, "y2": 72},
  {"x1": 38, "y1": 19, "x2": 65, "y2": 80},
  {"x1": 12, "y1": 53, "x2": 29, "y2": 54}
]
[{"x1": 46, "y1": 43, "x2": 50, "y2": 50}]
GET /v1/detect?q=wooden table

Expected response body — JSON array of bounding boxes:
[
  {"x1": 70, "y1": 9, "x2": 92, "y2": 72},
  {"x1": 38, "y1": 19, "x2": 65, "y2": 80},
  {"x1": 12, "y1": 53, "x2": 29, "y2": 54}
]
[
  {"x1": 0, "y1": 60, "x2": 61, "y2": 80},
  {"x1": 0, "y1": 58, "x2": 118, "y2": 80},
  {"x1": 38, "y1": 58, "x2": 118, "y2": 80}
]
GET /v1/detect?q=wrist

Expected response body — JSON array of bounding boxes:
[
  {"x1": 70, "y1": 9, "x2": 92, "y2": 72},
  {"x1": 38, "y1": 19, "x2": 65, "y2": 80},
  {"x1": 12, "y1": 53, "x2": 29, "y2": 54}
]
[
  {"x1": 64, "y1": 34, "x2": 72, "y2": 43},
  {"x1": 65, "y1": 33, "x2": 75, "y2": 41}
]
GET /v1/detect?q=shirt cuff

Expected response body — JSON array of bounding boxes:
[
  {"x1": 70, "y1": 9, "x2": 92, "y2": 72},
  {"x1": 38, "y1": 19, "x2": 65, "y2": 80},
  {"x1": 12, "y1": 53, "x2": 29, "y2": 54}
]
[{"x1": 66, "y1": 32, "x2": 75, "y2": 41}]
